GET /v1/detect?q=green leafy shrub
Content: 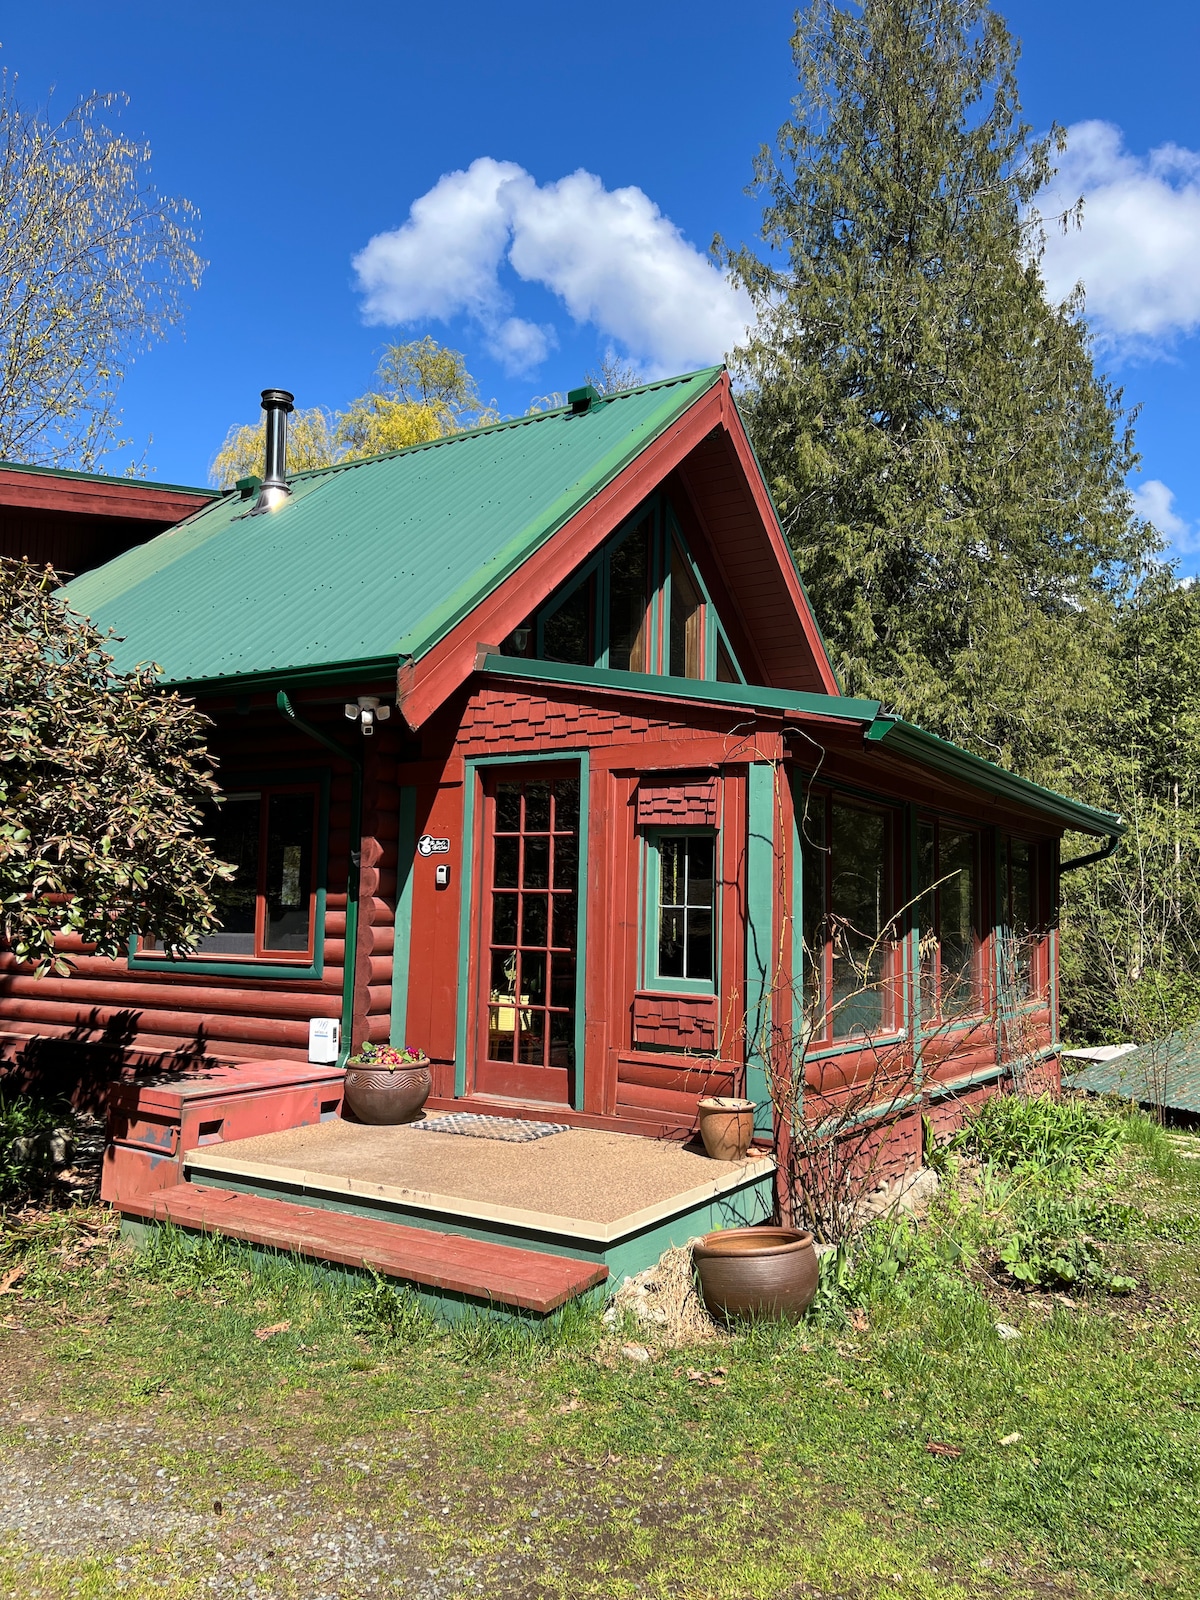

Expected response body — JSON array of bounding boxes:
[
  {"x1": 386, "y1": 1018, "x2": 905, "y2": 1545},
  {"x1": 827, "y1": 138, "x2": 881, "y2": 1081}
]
[
  {"x1": 996, "y1": 1190, "x2": 1136, "y2": 1294},
  {"x1": 0, "y1": 1089, "x2": 70, "y2": 1205},
  {"x1": 952, "y1": 1093, "x2": 1125, "y2": 1173}
]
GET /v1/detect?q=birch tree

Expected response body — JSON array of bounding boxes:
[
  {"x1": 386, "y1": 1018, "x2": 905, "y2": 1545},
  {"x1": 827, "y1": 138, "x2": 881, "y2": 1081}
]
[{"x1": 0, "y1": 76, "x2": 203, "y2": 470}]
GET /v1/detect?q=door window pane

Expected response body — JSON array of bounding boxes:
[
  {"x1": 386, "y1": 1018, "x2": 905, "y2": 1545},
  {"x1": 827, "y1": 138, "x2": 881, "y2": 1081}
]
[{"x1": 484, "y1": 771, "x2": 582, "y2": 1076}]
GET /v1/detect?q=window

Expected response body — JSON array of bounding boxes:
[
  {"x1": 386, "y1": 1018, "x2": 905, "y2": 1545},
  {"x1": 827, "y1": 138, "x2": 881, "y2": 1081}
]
[
  {"x1": 647, "y1": 832, "x2": 716, "y2": 991},
  {"x1": 668, "y1": 540, "x2": 704, "y2": 678},
  {"x1": 542, "y1": 575, "x2": 594, "y2": 666},
  {"x1": 608, "y1": 518, "x2": 650, "y2": 671},
  {"x1": 147, "y1": 786, "x2": 318, "y2": 963},
  {"x1": 1001, "y1": 835, "x2": 1044, "y2": 1000},
  {"x1": 917, "y1": 821, "x2": 981, "y2": 1023},
  {"x1": 801, "y1": 796, "x2": 897, "y2": 1042},
  {"x1": 486, "y1": 771, "x2": 585, "y2": 1081},
  {"x1": 533, "y1": 498, "x2": 745, "y2": 684}
]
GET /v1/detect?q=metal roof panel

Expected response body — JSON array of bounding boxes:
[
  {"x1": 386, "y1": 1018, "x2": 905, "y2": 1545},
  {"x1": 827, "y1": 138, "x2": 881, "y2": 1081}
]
[{"x1": 61, "y1": 370, "x2": 723, "y2": 685}]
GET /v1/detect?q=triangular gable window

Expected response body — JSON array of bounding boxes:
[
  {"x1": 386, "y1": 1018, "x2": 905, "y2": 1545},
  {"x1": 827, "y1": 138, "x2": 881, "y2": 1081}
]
[{"x1": 519, "y1": 497, "x2": 745, "y2": 685}]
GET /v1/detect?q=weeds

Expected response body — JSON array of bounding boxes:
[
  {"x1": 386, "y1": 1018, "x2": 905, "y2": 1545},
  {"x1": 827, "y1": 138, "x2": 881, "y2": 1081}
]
[{"x1": 950, "y1": 1091, "x2": 1126, "y2": 1173}]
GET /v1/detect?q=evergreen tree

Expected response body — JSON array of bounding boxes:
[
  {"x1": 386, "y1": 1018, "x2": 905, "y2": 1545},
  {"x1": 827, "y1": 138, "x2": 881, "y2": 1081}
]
[{"x1": 726, "y1": 0, "x2": 1154, "y2": 781}]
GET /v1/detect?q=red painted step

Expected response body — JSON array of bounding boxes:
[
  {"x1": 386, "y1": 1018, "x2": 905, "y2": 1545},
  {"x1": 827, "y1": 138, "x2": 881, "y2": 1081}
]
[{"x1": 120, "y1": 1183, "x2": 607, "y2": 1314}]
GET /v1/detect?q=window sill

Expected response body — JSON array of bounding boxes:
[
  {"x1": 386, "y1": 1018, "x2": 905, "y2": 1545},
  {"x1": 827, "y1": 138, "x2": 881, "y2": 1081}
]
[{"x1": 128, "y1": 948, "x2": 324, "y2": 982}]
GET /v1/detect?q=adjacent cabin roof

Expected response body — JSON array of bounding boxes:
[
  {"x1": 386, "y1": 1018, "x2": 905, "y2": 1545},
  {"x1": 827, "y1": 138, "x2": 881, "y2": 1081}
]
[
  {"x1": 0, "y1": 459, "x2": 215, "y2": 575},
  {"x1": 63, "y1": 370, "x2": 759, "y2": 688}
]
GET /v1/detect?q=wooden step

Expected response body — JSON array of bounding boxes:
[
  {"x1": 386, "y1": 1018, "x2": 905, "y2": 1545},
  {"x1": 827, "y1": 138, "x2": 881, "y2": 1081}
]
[{"x1": 120, "y1": 1183, "x2": 607, "y2": 1314}]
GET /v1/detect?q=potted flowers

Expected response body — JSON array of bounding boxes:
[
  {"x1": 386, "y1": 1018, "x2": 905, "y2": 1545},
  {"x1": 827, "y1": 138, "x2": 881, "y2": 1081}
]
[{"x1": 342, "y1": 1042, "x2": 432, "y2": 1125}]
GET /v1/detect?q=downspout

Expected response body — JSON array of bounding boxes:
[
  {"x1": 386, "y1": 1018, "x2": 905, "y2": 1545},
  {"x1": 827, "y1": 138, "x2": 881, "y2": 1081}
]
[
  {"x1": 276, "y1": 690, "x2": 362, "y2": 1069},
  {"x1": 1059, "y1": 833, "x2": 1121, "y2": 875}
]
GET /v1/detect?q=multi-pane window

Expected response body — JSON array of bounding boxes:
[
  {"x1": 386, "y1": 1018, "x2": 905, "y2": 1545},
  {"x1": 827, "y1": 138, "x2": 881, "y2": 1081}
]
[
  {"x1": 648, "y1": 833, "x2": 716, "y2": 990},
  {"x1": 917, "y1": 821, "x2": 981, "y2": 1022},
  {"x1": 1001, "y1": 835, "x2": 1043, "y2": 1000},
  {"x1": 149, "y1": 787, "x2": 318, "y2": 962},
  {"x1": 532, "y1": 499, "x2": 744, "y2": 685},
  {"x1": 801, "y1": 796, "x2": 896, "y2": 1042},
  {"x1": 484, "y1": 774, "x2": 581, "y2": 1073}
]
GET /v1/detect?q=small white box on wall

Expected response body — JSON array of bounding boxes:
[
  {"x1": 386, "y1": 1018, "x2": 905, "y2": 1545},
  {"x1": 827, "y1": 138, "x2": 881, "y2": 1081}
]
[{"x1": 308, "y1": 1017, "x2": 341, "y2": 1064}]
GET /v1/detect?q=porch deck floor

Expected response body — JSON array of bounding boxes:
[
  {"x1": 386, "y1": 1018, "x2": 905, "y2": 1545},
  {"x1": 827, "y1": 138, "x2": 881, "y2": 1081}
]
[{"x1": 184, "y1": 1120, "x2": 774, "y2": 1244}]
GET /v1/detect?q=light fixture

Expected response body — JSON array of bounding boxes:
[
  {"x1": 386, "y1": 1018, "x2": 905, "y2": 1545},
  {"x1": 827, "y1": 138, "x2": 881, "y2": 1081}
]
[
  {"x1": 344, "y1": 695, "x2": 392, "y2": 736},
  {"x1": 511, "y1": 625, "x2": 531, "y2": 654}
]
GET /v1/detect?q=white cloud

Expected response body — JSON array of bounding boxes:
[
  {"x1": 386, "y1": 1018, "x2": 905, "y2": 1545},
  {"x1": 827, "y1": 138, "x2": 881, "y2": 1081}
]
[
  {"x1": 1033, "y1": 121, "x2": 1200, "y2": 352},
  {"x1": 352, "y1": 157, "x2": 752, "y2": 378},
  {"x1": 1131, "y1": 478, "x2": 1199, "y2": 555}
]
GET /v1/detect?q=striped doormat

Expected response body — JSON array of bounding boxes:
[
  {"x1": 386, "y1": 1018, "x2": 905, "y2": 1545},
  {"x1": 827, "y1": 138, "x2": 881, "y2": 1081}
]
[{"x1": 412, "y1": 1113, "x2": 570, "y2": 1143}]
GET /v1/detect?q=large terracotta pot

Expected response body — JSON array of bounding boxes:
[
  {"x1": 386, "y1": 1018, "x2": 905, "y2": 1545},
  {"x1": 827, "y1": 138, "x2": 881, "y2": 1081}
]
[
  {"x1": 693, "y1": 1226, "x2": 819, "y2": 1323},
  {"x1": 696, "y1": 1097, "x2": 757, "y2": 1161},
  {"x1": 343, "y1": 1058, "x2": 432, "y2": 1125}
]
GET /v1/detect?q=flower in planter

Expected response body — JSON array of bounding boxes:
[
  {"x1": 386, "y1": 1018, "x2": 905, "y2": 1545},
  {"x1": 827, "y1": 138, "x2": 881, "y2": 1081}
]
[{"x1": 346, "y1": 1042, "x2": 427, "y2": 1071}]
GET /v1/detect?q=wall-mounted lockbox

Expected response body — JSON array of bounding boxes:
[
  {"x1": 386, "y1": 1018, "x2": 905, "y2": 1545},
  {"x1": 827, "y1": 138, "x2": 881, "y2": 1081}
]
[
  {"x1": 308, "y1": 1017, "x2": 341, "y2": 1064},
  {"x1": 435, "y1": 863, "x2": 451, "y2": 889}
]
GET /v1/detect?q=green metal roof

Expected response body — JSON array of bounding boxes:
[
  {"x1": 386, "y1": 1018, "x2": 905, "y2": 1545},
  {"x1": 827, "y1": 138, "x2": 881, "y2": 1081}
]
[
  {"x1": 60, "y1": 370, "x2": 723, "y2": 688},
  {"x1": 1064, "y1": 1037, "x2": 1200, "y2": 1114},
  {"x1": 0, "y1": 458, "x2": 212, "y2": 497},
  {"x1": 483, "y1": 657, "x2": 1123, "y2": 839}
]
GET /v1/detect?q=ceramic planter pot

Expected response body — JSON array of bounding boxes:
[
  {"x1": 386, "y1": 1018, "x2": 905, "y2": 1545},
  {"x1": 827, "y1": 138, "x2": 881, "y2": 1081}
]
[
  {"x1": 343, "y1": 1058, "x2": 432, "y2": 1125},
  {"x1": 696, "y1": 1097, "x2": 757, "y2": 1161},
  {"x1": 693, "y1": 1226, "x2": 819, "y2": 1323}
]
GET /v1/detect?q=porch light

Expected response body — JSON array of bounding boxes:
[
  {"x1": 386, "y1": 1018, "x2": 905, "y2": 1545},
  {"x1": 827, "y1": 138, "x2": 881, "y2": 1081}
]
[
  {"x1": 511, "y1": 625, "x2": 531, "y2": 653},
  {"x1": 344, "y1": 695, "x2": 392, "y2": 736}
]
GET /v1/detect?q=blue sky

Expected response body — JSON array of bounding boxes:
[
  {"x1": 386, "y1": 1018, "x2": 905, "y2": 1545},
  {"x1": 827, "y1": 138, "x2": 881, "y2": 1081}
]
[{"x1": 9, "y1": 3, "x2": 1200, "y2": 569}]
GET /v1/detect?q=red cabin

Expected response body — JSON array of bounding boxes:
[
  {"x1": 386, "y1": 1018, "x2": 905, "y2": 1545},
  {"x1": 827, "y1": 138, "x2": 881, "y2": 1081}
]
[{"x1": 0, "y1": 371, "x2": 1121, "y2": 1313}]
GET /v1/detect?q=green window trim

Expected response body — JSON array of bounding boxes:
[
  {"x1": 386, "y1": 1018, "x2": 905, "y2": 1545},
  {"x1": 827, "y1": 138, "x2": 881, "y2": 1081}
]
[
  {"x1": 531, "y1": 495, "x2": 749, "y2": 686},
  {"x1": 641, "y1": 827, "x2": 719, "y2": 996},
  {"x1": 128, "y1": 766, "x2": 330, "y2": 981}
]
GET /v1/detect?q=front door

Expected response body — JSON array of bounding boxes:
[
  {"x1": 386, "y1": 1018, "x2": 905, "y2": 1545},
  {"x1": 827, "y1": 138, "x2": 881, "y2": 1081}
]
[{"x1": 474, "y1": 767, "x2": 581, "y2": 1105}]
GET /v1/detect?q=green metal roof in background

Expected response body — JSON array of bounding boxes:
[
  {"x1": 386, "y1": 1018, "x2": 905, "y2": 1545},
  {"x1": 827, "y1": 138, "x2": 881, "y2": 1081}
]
[
  {"x1": 1064, "y1": 1036, "x2": 1200, "y2": 1115},
  {"x1": 0, "y1": 458, "x2": 213, "y2": 497},
  {"x1": 60, "y1": 370, "x2": 723, "y2": 687}
]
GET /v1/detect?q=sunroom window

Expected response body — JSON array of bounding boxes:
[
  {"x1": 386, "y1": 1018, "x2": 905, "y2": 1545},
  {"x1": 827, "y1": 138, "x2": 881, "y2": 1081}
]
[
  {"x1": 802, "y1": 796, "x2": 897, "y2": 1042},
  {"x1": 917, "y1": 820, "x2": 981, "y2": 1023}
]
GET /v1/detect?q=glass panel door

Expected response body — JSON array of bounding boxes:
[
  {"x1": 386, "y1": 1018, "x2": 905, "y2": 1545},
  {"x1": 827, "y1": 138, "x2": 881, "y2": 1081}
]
[{"x1": 475, "y1": 768, "x2": 581, "y2": 1105}]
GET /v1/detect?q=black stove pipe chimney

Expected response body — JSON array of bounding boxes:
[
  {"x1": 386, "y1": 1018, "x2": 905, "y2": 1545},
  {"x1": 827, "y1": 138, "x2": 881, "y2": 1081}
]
[{"x1": 253, "y1": 388, "x2": 295, "y2": 513}]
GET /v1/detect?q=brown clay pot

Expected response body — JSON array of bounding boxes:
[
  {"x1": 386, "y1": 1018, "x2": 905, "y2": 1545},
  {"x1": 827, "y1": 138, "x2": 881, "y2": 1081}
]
[
  {"x1": 693, "y1": 1226, "x2": 819, "y2": 1323},
  {"x1": 343, "y1": 1059, "x2": 432, "y2": 1125},
  {"x1": 696, "y1": 1097, "x2": 757, "y2": 1161}
]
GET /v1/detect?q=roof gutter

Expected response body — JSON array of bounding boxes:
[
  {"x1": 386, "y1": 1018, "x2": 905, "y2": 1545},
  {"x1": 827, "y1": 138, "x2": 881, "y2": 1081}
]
[
  {"x1": 864, "y1": 715, "x2": 1125, "y2": 839},
  {"x1": 276, "y1": 690, "x2": 362, "y2": 1070},
  {"x1": 1059, "y1": 832, "x2": 1122, "y2": 875}
]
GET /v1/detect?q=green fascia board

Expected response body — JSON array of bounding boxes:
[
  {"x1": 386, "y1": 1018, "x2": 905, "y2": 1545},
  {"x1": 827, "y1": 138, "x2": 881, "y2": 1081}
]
[
  {"x1": 0, "y1": 457, "x2": 213, "y2": 497},
  {"x1": 481, "y1": 653, "x2": 883, "y2": 722},
  {"x1": 482, "y1": 657, "x2": 1120, "y2": 837},
  {"x1": 865, "y1": 716, "x2": 1124, "y2": 838},
  {"x1": 59, "y1": 370, "x2": 724, "y2": 689}
]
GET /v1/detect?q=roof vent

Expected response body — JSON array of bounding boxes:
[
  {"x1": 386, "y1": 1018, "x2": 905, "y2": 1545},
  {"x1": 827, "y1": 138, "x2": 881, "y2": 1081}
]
[
  {"x1": 568, "y1": 384, "x2": 601, "y2": 415},
  {"x1": 251, "y1": 388, "x2": 294, "y2": 513}
]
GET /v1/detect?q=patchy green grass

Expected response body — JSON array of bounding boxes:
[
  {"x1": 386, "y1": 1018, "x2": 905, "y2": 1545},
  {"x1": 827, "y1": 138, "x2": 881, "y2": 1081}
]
[{"x1": 2, "y1": 1105, "x2": 1199, "y2": 1599}]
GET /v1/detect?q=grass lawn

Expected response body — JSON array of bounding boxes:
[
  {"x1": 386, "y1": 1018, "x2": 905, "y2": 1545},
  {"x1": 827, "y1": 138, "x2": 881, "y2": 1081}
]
[{"x1": 1, "y1": 1104, "x2": 1198, "y2": 1599}]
